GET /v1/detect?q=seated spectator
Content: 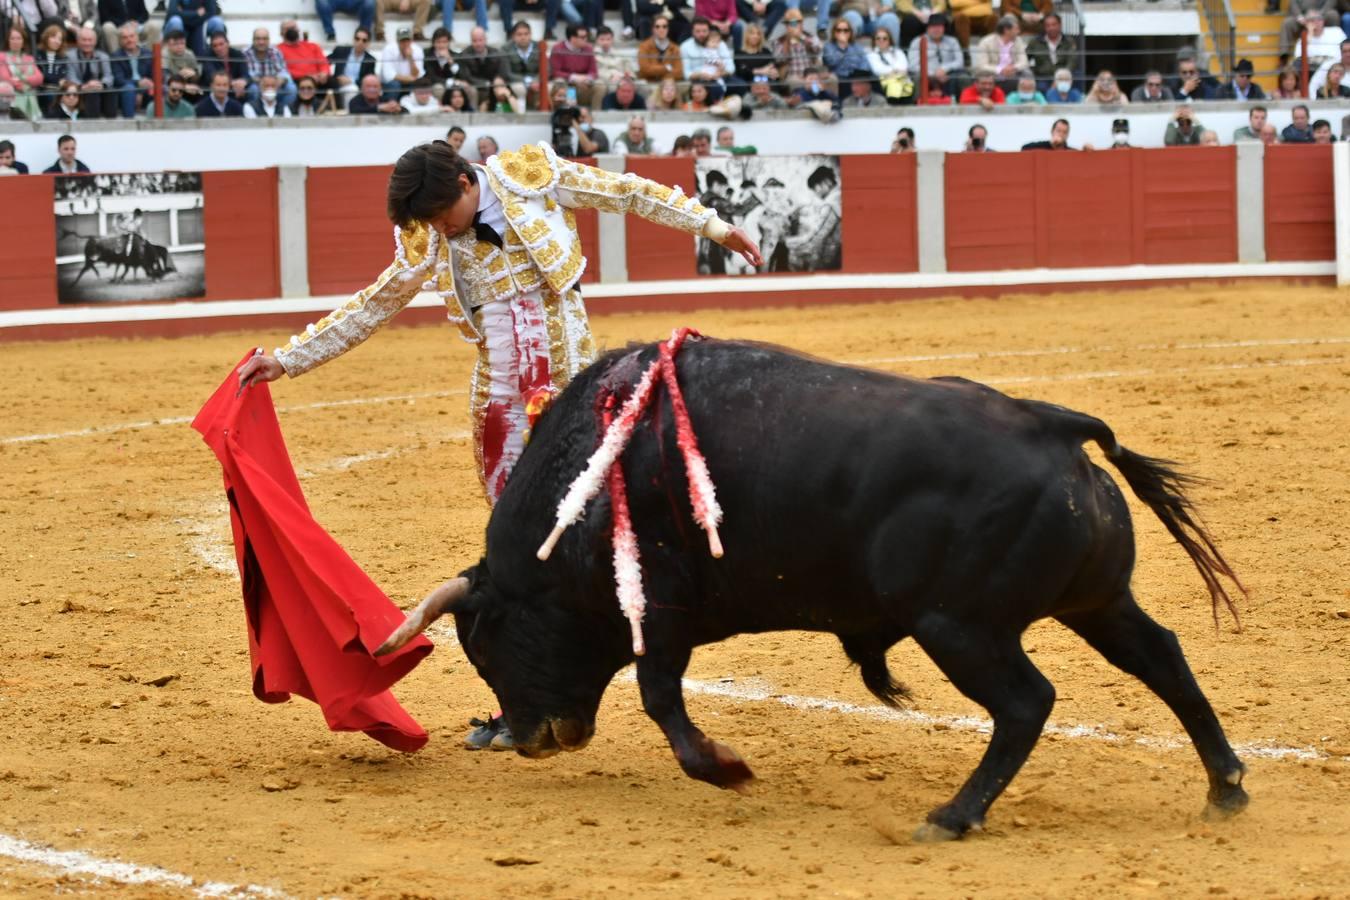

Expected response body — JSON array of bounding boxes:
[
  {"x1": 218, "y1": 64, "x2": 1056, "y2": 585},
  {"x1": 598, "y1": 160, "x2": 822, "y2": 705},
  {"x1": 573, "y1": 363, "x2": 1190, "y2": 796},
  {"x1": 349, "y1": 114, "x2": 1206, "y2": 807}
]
[
  {"x1": 683, "y1": 79, "x2": 711, "y2": 109},
  {"x1": 919, "y1": 76, "x2": 952, "y2": 104},
  {"x1": 1281, "y1": 103, "x2": 1314, "y2": 142},
  {"x1": 0, "y1": 139, "x2": 28, "y2": 172},
  {"x1": 959, "y1": 67, "x2": 1004, "y2": 107},
  {"x1": 1022, "y1": 117, "x2": 1078, "y2": 150},
  {"x1": 891, "y1": 125, "x2": 916, "y2": 152},
  {"x1": 602, "y1": 74, "x2": 646, "y2": 109},
  {"x1": 500, "y1": 21, "x2": 542, "y2": 108},
  {"x1": 378, "y1": 27, "x2": 424, "y2": 98},
  {"x1": 552, "y1": 24, "x2": 603, "y2": 105},
  {"x1": 1024, "y1": 12, "x2": 1075, "y2": 88},
  {"x1": 867, "y1": 26, "x2": 911, "y2": 104},
  {"x1": 1260, "y1": 122, "x2": 1279, "y2": 144},
  {"x1": 195, "y1": 70, "x2": 243, "y2": 115},
  {"x1": 732, "y1": 22, "x2": 779, "y2": 86},
  {"x1": 328, "y1": 28, "x2": 377, "y2": 108},
  {"x1": 1271, "y1": 64, "x2": 1301, "y2": 97},
  {"x1": 199, "y1": 31, "x2": 245, "y2": 102},
  {"x1": 481, "y1": 74, "x2": 523, "y2": 111},
  {"x1": 277, "y1": 21, "x2": 331, "y2": 99},
  {"x1": 682, "y1": 16, "x2": 737, "y2": 101},
  {"x1": 1199, "y1": 129, "x2": 1220, "y2": 146},
  {"x1": 1233, "y1": 105, "x2": 1268, "y2": 141},
  {"x1": 34, "y1": 25, "x2": 67, "y2": 117},
  {"x1": 671, "y1": 134, "x2": 694, "y2": 155},
  {"x1": 1129, "y1": 70, "x2": 1173, "y2": 103},
  {"x1": 244, "y1": 73, "x2": 291, "y2": 117},
  {"x1": 651, "y1": 73, "x2": 682, "y2": 108},
  {"x1": 1315, "y1": 61, "x2": 1350, "y2": 96},
  {"x1": 165, "y1": 0, "x2": 223, "y2": 57},
  {"x1": 2, "y1": 24, "x2": 45, "y2": 121},
  {"x1": 744, "y1": 72, "x2": 785, "y2": 108},
  {"x1": 1171, "y1": 49, "x2": 1218, "y2": 101},
  {"x1": 374, "y1": 0, "x2": 431, "y2": 43},
  {"x1": 842, "y1": 76, "x2": 883, "y2": 107},
  {"x1": 439, "y1": 0, "x2": 488, "y2": 39},
  {"x1": 1042, "y1": 66, "x2": 1079, "y2": 101},
  {"x1": 615, "y1": 115, "x2": 655, "y2": 153},
  {"x1": 1283, "y1": 8, "x2": 1343, "y2": 65},
  {"x1": 1308, "y1": 37, "x2": 1350, "y2": 95},
  {"x1": 637, "y1": 15, "x2": 684, "y2": 84},
  {"x1": 1084, "y1": 69, "x2": 1127, "y2": 104},
  {"x1": 43, "y1": 133, "x2": 90, "y2": 172},
  {"x1": 244, "y1": 28, "x2": 295, "y2": 107},
  {"x1": 971, "y1": 15, "x2": 1026, "y2": 90},
  {"x1": 775, "y1": 8, "x2": 826, "y2": 91},
  {"x1": 1109, "y1": 117, "x2": 1132, "y2": 148},
  {"x1": 350, "y1": 70, "x2": 403, "y2": 112},
  {"x1": 46, "y1": 83, "x2": 83, "y2": 119},
  {"x1": 695, "y1": 0, "x2": 742, "y2": 50},
  {"x1": 460, "y1": 27, "x2": 501, "y2": 97},
  {"x1": 578, "y1": 107, "x2": 609, "y2": 151},
  {"x1": 291, "y1": 75, "x2": 334, "y2": 114},
  {"x1": 316, "y1": 0, "x2": 375, "y2": 42},
  {"x1": 894, "y1": 0, "x2": 947, "y2": 50},
  {"x1": 1163, "y1": 105, "x2": 1203, "y2": 146},
  {"x1": 442, "y1": 83, "x2": 472, "y2": 110},
  {"x1": 906, "y1": 13, "x2": 963, "y2": 96},
  {"x1": 99, "y1": 0, "x2": 160, "y2": 57},
  {"x1": 110, "y1": 22, "x2": 153, "y2": 118},
  {"x1": 400, "y1": 76, "x2": 439, "y2": 113},
  {"x1": 690, "y1": 127, "x2": 714, "y2": 156},
  {"x1": 735, "y1": 0, "x2": 786, "y2": 49},
  {"x1": 445, "y1": 124, "x2": 465, "y2": 152},
  {"x1": 1004, "y1": 69, "x2": 1042, "y2": 104},
  {"x1": 950, "y1": 0, "x2": 997, "y2": 48},
  {"x1": 1312, "y1": 118, "x2": 1334, "y2": 142},
  {"x1": 963, "y1": 122, "x2": 991, "y2": 151},
  {"x1": 835, "y1": 0, "x2": 900, "y2": 44},
  {"x1": 476, "y1": 135, "x2": 499, "y2": 159},
  {"x1": 161, "y1": 73, "x2": 196, "y2": 115},
  {"x1": 717, "y1": 124, "x2": 755, "y2": 153},
  {"x1": 823, "y1": 18, "x2": 872, "y2": 81},
  {"x1": 789, "y1": 66, "x2": 840, "y2": 121},
  {"x1": 1216, "y1": 58, "x2": 1266, "y2": 100},
  {"x1": 1000, "y1": 0, "x2": 1050, "y2": 36},
  {"x1": 65, "y1": 26, "x2": 118, "y2": 118},
  {"x1": 162, "y1": 29, "x2": 202, "y2": 96},
  {"x1": 594, "y1": 25, "x2": 637, "y2": 100}
]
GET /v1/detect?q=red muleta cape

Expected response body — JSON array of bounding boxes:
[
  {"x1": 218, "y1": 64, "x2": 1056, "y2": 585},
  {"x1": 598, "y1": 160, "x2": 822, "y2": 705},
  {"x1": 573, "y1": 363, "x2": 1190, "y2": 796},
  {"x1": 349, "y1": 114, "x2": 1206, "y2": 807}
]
[{"x1": 192, "y1": 353, "x2": 433, "y2": 752}]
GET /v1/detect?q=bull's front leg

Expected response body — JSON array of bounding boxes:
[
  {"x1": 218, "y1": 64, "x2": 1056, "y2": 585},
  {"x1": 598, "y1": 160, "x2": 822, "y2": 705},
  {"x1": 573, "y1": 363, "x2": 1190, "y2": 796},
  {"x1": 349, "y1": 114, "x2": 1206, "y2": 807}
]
[{"x1": 636, "y1": 648, "x2": 754, "y2": 791}]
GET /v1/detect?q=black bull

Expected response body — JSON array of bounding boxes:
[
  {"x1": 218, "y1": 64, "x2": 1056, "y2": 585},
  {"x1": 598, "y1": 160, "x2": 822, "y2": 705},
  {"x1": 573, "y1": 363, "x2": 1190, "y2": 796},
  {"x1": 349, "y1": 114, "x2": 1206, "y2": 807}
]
[
  {"x1": 382, "y1": 338, "x2": 1250, "y2": 840},
  {"x1": 64, "y1": 232, "x2": 177, "y2": 285}
]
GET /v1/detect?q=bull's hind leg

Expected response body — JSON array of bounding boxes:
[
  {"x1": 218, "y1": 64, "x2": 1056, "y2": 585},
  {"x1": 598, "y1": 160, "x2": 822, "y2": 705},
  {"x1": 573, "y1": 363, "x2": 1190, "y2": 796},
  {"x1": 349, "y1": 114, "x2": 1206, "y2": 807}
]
[
  {"x1": 1058, "y1": 594, "x2": 1249, "y2": 819},
  {"x1": 635, "y1": 643, "x2": 754, "y2": 791},
  {"x1": 911, "y1": 616, "x2": 1056, "y2": 841}
]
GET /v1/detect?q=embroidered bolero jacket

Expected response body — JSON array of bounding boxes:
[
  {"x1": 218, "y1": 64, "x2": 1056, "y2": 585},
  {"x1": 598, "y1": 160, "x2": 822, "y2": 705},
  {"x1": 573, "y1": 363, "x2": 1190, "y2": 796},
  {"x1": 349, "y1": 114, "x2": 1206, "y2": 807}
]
[{"x1": 275, "y1": 142, "x2": 730, "y2": 378}]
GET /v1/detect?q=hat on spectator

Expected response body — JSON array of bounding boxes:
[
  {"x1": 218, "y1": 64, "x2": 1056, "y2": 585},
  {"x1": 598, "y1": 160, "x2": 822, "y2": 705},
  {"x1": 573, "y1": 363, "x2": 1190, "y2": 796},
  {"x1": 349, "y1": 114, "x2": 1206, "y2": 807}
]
[
  {"x1": 928, "y1": 13, "x2": 948, "y2": 27},
  {"x1": 165, "y1": 28, "x2": 186, "y2": 39},
  {"x1": 1112, "y1": 118, "x2": 1129, "y2": 132},
  {"x1": 396, "y1": 26, "x2": 413, "y2": 40},
  {"x1": 1234, "y1": 58, "x2": 1254, "y2": 74}
]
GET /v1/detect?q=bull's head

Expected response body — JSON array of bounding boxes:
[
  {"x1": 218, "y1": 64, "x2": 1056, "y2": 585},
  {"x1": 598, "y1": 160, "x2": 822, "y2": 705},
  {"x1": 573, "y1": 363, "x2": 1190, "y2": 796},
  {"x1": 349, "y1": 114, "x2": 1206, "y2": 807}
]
[{"x1": 377, "y1": 562, "x2": 632, "y2": 758}]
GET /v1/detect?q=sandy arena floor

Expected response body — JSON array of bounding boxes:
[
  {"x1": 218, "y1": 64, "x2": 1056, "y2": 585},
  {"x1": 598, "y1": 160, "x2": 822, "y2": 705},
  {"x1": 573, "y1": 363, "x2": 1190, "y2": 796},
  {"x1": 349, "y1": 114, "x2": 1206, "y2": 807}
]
[{"x1": 1, "y1": 283, "x2": 1348, "y2": 899}]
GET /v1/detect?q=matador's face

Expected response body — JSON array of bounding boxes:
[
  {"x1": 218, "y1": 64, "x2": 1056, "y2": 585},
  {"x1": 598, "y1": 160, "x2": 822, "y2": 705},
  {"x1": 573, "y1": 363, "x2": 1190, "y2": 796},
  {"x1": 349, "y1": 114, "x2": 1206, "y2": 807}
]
[{"x1": 425, "y1": 173, "x2": 481, "y2": 240}]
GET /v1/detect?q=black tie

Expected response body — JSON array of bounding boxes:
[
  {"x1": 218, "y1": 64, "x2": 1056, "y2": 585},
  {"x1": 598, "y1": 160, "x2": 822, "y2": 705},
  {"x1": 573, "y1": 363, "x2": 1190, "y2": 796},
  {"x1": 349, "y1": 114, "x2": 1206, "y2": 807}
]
[{"x1": 472, "y1": 211, "x2": 502, "y2": 248}]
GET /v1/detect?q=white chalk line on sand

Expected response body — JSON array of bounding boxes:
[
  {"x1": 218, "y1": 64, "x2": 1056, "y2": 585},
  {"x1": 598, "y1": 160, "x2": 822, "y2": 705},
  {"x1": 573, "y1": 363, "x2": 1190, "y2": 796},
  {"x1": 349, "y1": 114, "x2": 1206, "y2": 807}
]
[
  {"x1": 0, "y1": 833, "x2": 286, "y2": 899},
  {"x1": 5, "y1": 336, "x2": 1348, "y2": 447}
]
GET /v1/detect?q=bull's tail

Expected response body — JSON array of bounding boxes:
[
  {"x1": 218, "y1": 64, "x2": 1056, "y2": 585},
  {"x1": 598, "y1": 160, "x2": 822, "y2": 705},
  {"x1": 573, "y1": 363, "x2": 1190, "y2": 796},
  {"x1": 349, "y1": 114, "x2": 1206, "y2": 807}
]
[{"x1": 1033, "y1": 402, "x2": 1247, "y2": 629}]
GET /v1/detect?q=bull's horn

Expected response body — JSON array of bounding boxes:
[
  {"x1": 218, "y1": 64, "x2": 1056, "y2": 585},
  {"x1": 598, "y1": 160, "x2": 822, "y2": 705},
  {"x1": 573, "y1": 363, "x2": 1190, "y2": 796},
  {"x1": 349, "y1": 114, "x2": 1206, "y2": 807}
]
[{"x1": 374, "y1": 576, "x2": 470, "y2": 657}]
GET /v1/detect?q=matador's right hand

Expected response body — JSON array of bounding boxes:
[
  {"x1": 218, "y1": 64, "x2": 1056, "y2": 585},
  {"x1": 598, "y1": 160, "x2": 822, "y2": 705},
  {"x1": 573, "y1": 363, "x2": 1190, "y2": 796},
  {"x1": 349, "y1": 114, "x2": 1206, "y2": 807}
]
[{"x1": 236, "y1": 350, "x2": 285, "y2": 396}]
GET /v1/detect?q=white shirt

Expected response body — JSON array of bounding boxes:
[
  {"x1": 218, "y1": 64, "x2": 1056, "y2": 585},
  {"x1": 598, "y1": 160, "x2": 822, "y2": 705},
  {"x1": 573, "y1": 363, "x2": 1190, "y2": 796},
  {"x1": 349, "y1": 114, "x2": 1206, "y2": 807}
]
[
  {"x1": 400, "y1": 93, "x2": 440, "y2": 115},
  {"x1": 451, "y1": 166, "x2": 509, "y2": 307},
  {"x1": 243, "y1": 99, "x2": 292, "y2": 118},
  {"x1": 378, "y1": 42, "x2": 424, "y2": 83}
]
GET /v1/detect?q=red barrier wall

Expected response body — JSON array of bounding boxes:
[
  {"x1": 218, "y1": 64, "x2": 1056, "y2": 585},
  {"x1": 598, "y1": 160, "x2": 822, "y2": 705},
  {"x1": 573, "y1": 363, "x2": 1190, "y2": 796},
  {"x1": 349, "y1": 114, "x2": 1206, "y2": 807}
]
[
  {"x1": 203, "y1": 169, "x2": 280, "y2": 301},
  {"x1": 625, "y1": 156, "x2": 698, "y2": 280},
  {"x1": 0, "y1": 175, "x2": 57, "y2": 310},
  {"x1": 841, "y1": 154, "x2": 918, "y2": 273},
  {"x1": 307, "y1": 165, "x2": 395, "y2": 296},
  {"x1": 945, "y1": 147, "x2": 1238, "y2": 271},
  {"x1": 1264, "y1": 144, "x2": 1336, "y2": 262}
]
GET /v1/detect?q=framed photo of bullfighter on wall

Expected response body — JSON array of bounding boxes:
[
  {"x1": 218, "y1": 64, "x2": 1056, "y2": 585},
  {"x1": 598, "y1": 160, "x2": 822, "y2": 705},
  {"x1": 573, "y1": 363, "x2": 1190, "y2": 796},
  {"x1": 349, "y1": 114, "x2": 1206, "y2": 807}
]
[
  {"x1": 693, "y1": 155, "x2": 842, "y2": 276},
  {"x1": 53, "y1": 172, "x2": 205, "y2": 304}
]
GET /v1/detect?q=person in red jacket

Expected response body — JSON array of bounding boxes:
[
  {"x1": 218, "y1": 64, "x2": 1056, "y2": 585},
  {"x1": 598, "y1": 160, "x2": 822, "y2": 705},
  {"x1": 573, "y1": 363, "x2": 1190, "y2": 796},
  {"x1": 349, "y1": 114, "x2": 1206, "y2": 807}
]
[
  {"x1": 277, "y1": 19, "x2": 333, "y2": 98},
  {"x1": 958, "y1": 67, "x2": 1005, "y2": 108}
]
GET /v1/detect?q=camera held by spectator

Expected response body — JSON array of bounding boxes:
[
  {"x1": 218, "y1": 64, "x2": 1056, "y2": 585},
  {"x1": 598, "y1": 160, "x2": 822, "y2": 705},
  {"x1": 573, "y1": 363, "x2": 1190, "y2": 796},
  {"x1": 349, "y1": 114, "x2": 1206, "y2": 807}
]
[{"x1": 551, "y1": 104, "x2": 583, "y2": 155}]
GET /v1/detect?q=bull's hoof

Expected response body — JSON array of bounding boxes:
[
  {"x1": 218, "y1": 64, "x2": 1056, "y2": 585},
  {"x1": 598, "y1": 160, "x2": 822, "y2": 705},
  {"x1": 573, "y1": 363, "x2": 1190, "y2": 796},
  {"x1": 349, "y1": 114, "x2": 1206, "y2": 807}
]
[
  {"x1": 1202, "y1": 788, "x2": 1250, "y2": 821},
  {"x1": 711, "y1": 742, "x2": 755, "y2": 792},
  {"x1": 911, "y1": 822, "x2": 962, "y2": 843}
]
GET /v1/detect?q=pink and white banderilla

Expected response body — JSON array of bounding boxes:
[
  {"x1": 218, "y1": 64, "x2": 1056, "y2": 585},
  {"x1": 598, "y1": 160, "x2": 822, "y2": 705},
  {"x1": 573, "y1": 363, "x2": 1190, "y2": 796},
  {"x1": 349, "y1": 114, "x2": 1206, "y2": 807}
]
[{"x1": 535, "y1": 328, "x2": 723, "y2": 655}]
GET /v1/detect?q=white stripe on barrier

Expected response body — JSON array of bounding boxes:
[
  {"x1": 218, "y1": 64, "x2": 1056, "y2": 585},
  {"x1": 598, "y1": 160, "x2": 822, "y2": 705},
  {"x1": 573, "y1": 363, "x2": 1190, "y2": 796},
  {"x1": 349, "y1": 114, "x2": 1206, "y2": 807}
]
[
  {"x1": 0, "y1": 833, "x2": 285, "y2": 898},
  {"x1": 855, "y1": 336, "x2": 1350, "y2": 366},
  {"x1": 0, "y1": 261, "x2": 1337, "y2": 330}
]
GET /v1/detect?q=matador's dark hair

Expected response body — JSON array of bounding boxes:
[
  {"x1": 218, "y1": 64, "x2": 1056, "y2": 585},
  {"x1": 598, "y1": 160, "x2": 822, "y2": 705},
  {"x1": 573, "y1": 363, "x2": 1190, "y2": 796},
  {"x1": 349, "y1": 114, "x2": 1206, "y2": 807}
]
[{"x1": 386, "y1": 140, "x2": 476, "y2": 229}]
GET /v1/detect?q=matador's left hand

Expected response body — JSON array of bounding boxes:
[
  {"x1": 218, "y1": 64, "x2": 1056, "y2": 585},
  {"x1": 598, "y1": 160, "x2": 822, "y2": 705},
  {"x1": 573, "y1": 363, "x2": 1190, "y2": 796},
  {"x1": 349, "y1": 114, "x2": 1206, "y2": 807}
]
[{"x1": 722, "y1": 227, "x2": 763, "y2": 269}]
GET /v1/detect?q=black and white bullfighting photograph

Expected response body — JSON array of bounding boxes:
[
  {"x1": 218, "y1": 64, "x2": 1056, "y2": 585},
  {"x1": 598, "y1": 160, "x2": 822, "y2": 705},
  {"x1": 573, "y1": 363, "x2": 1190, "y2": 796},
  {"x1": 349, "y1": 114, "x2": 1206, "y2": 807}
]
[{"x1": 53, "y1": 172, "x2": 205, "y2": 304}]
